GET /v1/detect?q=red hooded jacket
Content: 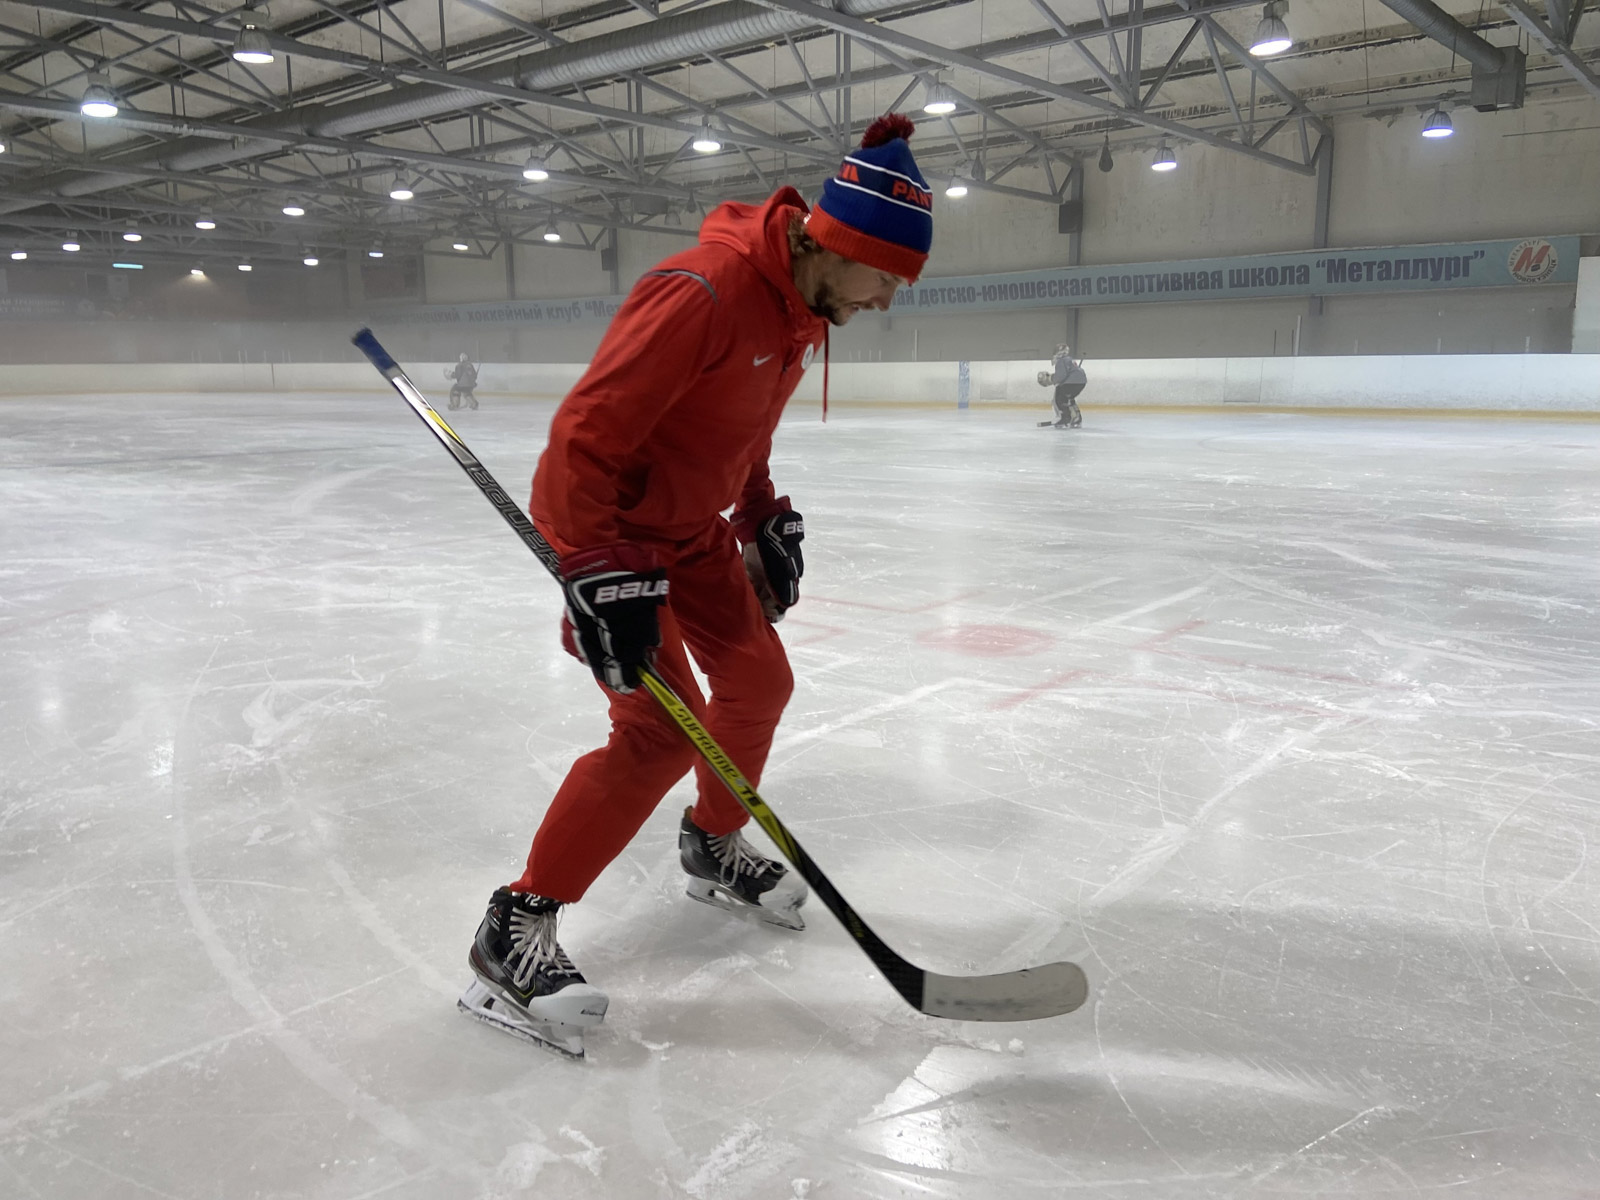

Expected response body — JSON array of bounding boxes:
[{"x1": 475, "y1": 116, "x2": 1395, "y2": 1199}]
[{"x1": 530, "y1": 188, "x2": 827, "y2": 555}]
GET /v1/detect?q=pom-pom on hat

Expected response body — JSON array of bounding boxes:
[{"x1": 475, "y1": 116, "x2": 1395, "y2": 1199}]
[{"x1": 807, "y1": 113, "x2": 933, "y2": 283}]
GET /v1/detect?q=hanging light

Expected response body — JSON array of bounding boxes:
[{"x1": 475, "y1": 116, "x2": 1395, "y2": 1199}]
[
  {"x1": 112, "y1": 261, "x2": 143, "y2": 270},
  {"x1": 922, "y1": 79, "x2": 957, "y2": 116},
  {"x1": 62, "y1": 237, "x2": 81, "y2": 252},
  {"x1": 522, "y1": 155, "x2": 549, "y2": 182},
  {"x1": 691, "y1": 122, "x2": 722, "y2": 154},
  {"x1": 1249, "y1": 1, "x2": 1293, "y2": 57},
  {"x1": 1421, "y1": 106, "x2": 1454, "y2": 138},
  {"x1": 237, "y1": 261, "x2": 253, "y2": 271},
  {"x1": 232, "y1": 25, "x2": 274, "y2": 65},
  {"x1": 195, "y1": 213, "x2": 217, "y2": 230},
  {"x1": 10, "y1": 250, "x2": 26, "y2": 261},
  {"x1": 1098, "y1": 135, "x2": 1114, "y2": 173},
  {"x1": 1150, "y1": 139, "x2": 1178, "y2": 172},
  {"x1": 944, "y1": 176, "x2": 969, "y2": 198},
  {"x1": 190, "y1": 267, "x2": 205, "y2": 277},
  {"x1": 452, "y1": 242, "x2": 470, "y2": 251},
  {"x1": 122, "y1": 229, "x2": 142, "y2": 243},
  {"x1": 368, "y1": 243, "x2": 384, "y2": 258},
  {"x1": 543, "y1": 225, "x2": 562, "y2": 243},
  {"x1": 80, "y1": 73, "x2": 119, "y2": 119},
  {"x1": 389, "y1": 177, "x2": 415, "y2": 201},
  {"x1": 302, "y1": 254, "x2": 319, "y2": 267},
  {"x1": 282, "y1": 200, "x2": 305, "y2": 217},
  {"x1": 0, "y1": 138, "x2": 8, "y2": 155}
]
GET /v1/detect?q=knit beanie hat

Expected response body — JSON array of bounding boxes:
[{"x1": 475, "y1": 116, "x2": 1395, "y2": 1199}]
[{"x1": 807, "y1": 114, "x2": 933, "y2": 283}]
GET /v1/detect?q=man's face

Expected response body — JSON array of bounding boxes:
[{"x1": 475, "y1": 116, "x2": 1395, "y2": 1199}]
[{"x1": 809, "y1": 254, "x2": 909, "y2": 326}]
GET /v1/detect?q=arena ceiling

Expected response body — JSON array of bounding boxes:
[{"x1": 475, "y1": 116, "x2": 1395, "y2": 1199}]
[{"x1": 0, "y1": 0, "x2": 1593, "y2": 269}]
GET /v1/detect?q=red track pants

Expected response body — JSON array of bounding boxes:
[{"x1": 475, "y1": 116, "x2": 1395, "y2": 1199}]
[{"x1": 512, "y1": 520, "x2": 794, "y2": 901}]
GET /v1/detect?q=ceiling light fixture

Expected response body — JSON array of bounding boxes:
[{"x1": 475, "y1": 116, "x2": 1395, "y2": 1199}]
[
  {"x1": 1098, "y1": 135, "x2": 1114, "y2": 173},
  {"x1": 1151, "y1": 139, "x2": 1178, "y2": 172},
  {"x1": 282, "y1": 201, "x2": 305, "y2": 217},
  {"x1": 522, "y1": 156, "x2": 549, "y2": 182},
  {"x1": 238, "y1": 262, "x2": 253, "y2": 271},
  {"x1": 691, "y1": 122, "x2": 722, "y2": 154},
  {"x1": 389, "y1": 178, "x2": 415, "y2": 201},
  {"x1": 1421, "y1": 106, "x2": 1454, "y2": 138},
  {"x1": 122, "y1": 229, "x2": 142, "y2": 243},
  {"x1": 232, "y1": 25, "x2": 274, "y2": 65},
  {"x1": 62, "y1": 237, "x2": 81, "y2": 252},
  {"x1": 1249, "y1": 1, "x2": 1293, "y2": 57},
  {"x1": 368, "y1": 244, "x2": 384, "y2": 258},
  {"x1": 452, "y1": 242, "x2": 470, "y2": 251},
  {"x1": 190, "y1": 268, "x2": 205, "y2": 277},
  {"x1": 80, "y1": 73, "x2": 119, "y2": 119},
  {"x1": 195, "y1": 214, "x2": 216, "y2": 230},
  {"x1": 922, "y1": 79, "x2": 957, "y2": 116},
  {"x1": 944, "y1": 177, "x2": 969, "y2": 198},
  {"x1": 112, "y1": 262, "x2": 143, "y2": 270},
  {"x1": 543, "y1": 225, "x2": 562, "y2": 243},
  {"x1": 10, "y1": 250, "x2": 26, "y2": 261},
  {"x1": 303, "y1": 254, "x2": 319, "y2": 267}
]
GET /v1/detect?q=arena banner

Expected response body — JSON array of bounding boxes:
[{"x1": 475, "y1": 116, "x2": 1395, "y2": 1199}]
[
  {"x1": 893, "y1": 235, "x2": 1579, "y2": 314},
  {"x1": 369, "y1": 235, "x2": 1578, "y2": 326},
  {"x1": 369, "y1": 294, "x2": 624, "y2": 327}
]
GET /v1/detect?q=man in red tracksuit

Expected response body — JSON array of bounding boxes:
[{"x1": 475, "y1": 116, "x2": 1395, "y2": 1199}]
[{"x1": 461, "y1": 114, "x2": 935, "y2": 1054}]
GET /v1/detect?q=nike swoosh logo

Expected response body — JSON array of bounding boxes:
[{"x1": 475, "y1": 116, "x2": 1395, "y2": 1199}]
[{"x1": 753, "y1": 354, "x2": 775, "y2": 366}]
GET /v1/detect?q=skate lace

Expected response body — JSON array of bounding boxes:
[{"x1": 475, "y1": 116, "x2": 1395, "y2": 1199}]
[
  {"x1": 707, "y1": 829, "x2": 773, "y2": 885},
  {"x1": 506, "y1": 906, "x2": 578, "y2": 990}
]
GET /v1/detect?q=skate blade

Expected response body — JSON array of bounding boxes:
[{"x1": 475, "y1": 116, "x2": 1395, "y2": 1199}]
[
  {"x1": 685, "y1": 877, "x2": 806, "y2": 932},
  {"x1": 457, "y1": 980, "x2": 603, "y2": 1059}
]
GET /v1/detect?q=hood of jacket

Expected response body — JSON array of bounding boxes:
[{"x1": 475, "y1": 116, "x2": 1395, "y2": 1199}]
[{"x1": 698, "y1": 186, "x2": 818, "y2": 327}]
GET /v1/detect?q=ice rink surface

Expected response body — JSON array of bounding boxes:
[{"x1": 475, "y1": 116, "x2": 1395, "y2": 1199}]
[{"x1": 3, "y1": 390, "x2": 1599, "y2": 1200}]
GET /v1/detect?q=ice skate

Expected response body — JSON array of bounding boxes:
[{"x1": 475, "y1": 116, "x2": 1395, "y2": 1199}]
[
  {"x1": 460, "y1": 888, "x2": 609, "y2": 1058},
  {"x1": 679, "y1": 807, "x2": 808, "y2": 931}
]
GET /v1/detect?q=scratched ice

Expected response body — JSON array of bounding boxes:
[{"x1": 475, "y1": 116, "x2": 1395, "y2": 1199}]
[{"x1": 3, "y1": 392, "x2": 1599, "y2": 1199}]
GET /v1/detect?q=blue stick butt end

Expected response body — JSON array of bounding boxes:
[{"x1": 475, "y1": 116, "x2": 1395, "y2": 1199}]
[{"x1": 351, "y1": 327, "x2": 398, "y2": 373}]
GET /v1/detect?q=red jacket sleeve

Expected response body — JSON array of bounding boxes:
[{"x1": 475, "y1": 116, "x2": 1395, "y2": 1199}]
[
  {"x1": 534, "y1": 272, "x2": 720, "y2": 547},
  {"x1": 731, "y1": 440, "x2": 782, "y2": 542}
]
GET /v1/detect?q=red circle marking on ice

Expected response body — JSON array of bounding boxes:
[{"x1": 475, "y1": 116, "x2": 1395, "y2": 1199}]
[{"x1": 916, "y1": 624, "x2": 1056, "y2": 657}]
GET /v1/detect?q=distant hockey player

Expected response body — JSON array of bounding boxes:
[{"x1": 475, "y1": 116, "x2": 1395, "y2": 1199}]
[
  {"x1": 446, "y1": 352, "x2": 479, "y2": 410},
  {"x1": 459, "y1": 114, "x2": 935, "y2": 1056},
  {"x1": 1037, "y1": 344, "x2": 1085, "y2": 428}
]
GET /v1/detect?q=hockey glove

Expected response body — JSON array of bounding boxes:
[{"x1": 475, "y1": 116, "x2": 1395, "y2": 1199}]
[
  {"x1": 559, "y1": 543, "x2": 669, "y2": 693},
  {"x1": 737, "y1": 500, "x2": 804, "y2": 617}
]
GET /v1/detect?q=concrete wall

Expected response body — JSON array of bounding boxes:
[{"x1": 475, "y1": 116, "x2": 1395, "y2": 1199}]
[{"x1": 2, "y1": 355, "x2": 1594, "y2": 414}]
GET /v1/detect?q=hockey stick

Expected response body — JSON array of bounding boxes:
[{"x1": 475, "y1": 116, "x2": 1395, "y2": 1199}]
[{"x1": 352, "y1": 328, "x2": 1087, "y2": 1022}]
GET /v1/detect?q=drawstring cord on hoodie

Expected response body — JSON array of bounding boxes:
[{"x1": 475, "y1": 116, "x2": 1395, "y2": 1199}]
[{"x1": 822, "y1": 327, "x2": 830, "y2": 423}]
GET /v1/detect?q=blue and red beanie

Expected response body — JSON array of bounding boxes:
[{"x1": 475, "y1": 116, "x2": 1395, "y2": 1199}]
[{"x1": 807, "y1": 113, "x2": 932, "y2": 283}]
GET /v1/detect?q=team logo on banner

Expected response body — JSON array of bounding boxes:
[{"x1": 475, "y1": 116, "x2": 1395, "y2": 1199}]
[{"x1": 1507, "y1": 238, "x2": 1558, "y2": 284}]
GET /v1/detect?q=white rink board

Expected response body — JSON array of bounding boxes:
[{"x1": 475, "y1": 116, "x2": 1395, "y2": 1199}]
[{"x1": 0, "y1": 354, "x2": 1596, "y2": 413}]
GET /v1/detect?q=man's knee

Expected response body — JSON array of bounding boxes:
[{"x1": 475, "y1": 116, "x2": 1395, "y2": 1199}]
[{"x1": 714, "y1": 635, "x2": 793, "y2": 716}]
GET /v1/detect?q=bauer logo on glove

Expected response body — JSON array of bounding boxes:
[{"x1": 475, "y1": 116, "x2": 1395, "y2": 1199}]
[
  {"x1": 735, "y1": 498, "x2": 805, "y2": 621},
  {"x1": 560, "y1": 544, "x2": 669, "y2": 693},
  {"x1": 594, "y1": 579, "x2": 669, "y2": 604}
]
